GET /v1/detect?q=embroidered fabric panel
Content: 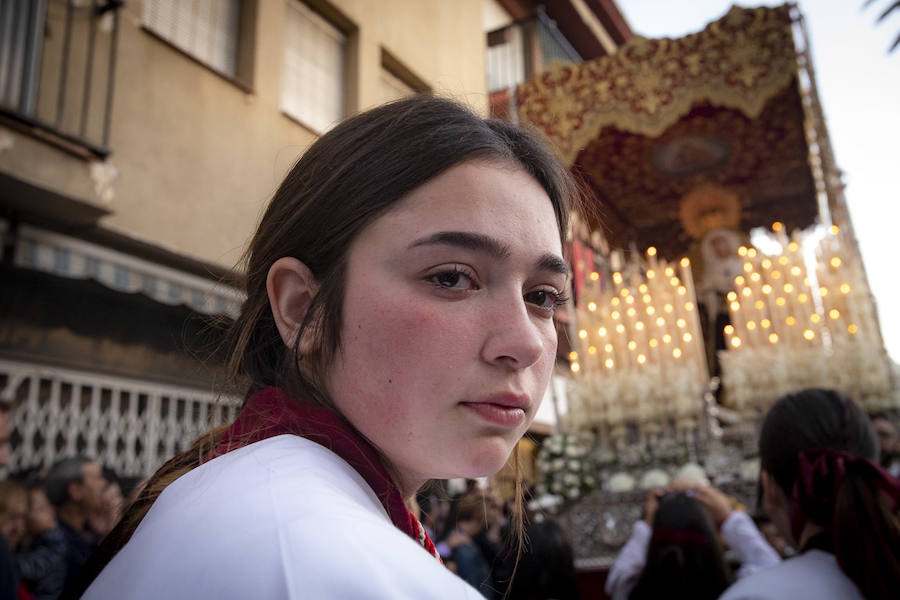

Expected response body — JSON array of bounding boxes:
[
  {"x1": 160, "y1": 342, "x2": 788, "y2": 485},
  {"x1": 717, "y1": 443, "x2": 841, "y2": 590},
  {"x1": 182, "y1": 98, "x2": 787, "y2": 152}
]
[{"x1": 516, "y1": 5, "x2": 797, "y2": 164}]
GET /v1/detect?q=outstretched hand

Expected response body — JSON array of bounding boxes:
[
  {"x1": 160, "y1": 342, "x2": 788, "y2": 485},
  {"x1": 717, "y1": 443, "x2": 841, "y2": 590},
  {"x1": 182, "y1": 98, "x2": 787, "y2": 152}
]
[
  {"x1": 644, "y1": 488, "x2": 664, "y2": 524},
  {"x1": 693, "y1": 484, "x2": 734, "y2": 526}
]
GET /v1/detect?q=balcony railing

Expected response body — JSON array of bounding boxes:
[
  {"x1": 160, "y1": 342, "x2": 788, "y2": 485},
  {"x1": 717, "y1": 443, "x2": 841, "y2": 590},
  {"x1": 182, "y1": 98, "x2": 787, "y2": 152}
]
[
  {"x1": 487, "y1": 9, "x2": 582, "y2": 93},
  {"x1": 0, "y1": 0, "x2": 122, "y2": 159}
]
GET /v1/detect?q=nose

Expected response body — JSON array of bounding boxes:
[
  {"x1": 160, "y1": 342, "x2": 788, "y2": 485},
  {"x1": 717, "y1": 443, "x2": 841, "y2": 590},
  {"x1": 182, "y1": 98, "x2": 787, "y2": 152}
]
[{"x1": 480, "y1": 295, "x2": 548, "y2": 370}]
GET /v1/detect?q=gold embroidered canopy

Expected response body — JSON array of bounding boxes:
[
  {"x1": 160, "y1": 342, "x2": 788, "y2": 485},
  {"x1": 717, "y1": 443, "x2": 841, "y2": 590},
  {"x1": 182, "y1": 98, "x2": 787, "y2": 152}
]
[{"x1": 514, "y1": 4, "x2": 823, "y2": 259}]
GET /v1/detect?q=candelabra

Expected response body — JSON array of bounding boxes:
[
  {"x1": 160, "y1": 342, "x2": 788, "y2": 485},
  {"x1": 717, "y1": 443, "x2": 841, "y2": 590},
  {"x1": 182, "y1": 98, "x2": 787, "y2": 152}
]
[{"x1": 719, "y1": 223, "x2": 897, "y2": 417}]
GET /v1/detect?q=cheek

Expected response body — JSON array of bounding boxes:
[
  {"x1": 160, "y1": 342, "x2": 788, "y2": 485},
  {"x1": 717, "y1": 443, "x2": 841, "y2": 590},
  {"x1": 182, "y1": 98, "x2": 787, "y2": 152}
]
[
  {"x1": 332, "y1": 294, "x2": 475, "y2": 424},
  {"x1": 534, "y1": 327, "x2": 558, "y2": 374},
  {"x1": 341, "y1": 293, "x2": 478, "y2": 383}
]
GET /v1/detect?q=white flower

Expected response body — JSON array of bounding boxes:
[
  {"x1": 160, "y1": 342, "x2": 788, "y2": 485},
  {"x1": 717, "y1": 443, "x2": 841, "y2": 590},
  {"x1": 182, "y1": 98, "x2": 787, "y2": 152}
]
[
  {"x1": 584, "y1": 475, "x2": 595, "y2": 486},
  {"x1": 675, "y1": 463, "x2": 709, "y2": 486},
  {"x1": 563, "y1": 473, "x2": 578, "y2": 486},
  {"x1": 552, "y1": 458, "x2": 565, "y2": 470},
  {"x1": 565, "y1": 445, "x2": 584, "y2": 457},
  {"x1": 607, "y1": 472, "x2": 636, "y2": 493},
  {"x1": 567, "y1": 460, "x2": 580, "y2": 471},
  {"x1": 596, "y1": 449, "x2": 615, "y2": 463},
  {"x1": 740, "y1": 458, "x2": 760, "y2": 481},
  {"x1": 566, "y1": 487, "x2": 580, "y2": 500},
  {"x1": 639, "y1": 469, "x2": 671, "y2": 490},
  {"x1": 551, "y1": 481, "x2": 562, "y2": 493}
]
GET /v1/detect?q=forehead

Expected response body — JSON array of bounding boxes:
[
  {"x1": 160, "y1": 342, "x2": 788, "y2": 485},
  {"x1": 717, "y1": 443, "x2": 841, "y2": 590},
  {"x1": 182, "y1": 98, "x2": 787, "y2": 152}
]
[
  {"x1": 367, "y1": 160, "x2": 562, "y2": 254},
  {"x1": 83, "y1": 462, "x2": 103, "y2": 477}
]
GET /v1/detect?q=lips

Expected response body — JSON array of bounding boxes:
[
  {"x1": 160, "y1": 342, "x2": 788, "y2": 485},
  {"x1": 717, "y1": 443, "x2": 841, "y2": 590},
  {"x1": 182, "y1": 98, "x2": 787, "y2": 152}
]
[{"x1": 461, "y1": 393, "x2": 529, "y2": 428}]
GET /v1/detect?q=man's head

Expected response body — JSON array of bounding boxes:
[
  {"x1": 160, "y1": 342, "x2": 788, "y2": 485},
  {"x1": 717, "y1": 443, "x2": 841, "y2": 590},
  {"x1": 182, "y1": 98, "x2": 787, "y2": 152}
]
[{"x1": 45, "y1": 457, "x2": 107, "y2": 515}]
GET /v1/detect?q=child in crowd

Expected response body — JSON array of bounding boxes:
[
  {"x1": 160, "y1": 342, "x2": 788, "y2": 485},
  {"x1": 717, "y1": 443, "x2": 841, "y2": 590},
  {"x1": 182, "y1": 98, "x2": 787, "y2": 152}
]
[{"x1": 18, "y1": 481, "x2": 66, "y2": 600}]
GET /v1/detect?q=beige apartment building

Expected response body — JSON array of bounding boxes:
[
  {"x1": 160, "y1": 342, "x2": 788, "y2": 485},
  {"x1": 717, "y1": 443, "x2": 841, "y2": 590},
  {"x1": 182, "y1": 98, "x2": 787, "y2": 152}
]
[{"x1": 0, "y1": 0, "x2": 628, "y2": 479}]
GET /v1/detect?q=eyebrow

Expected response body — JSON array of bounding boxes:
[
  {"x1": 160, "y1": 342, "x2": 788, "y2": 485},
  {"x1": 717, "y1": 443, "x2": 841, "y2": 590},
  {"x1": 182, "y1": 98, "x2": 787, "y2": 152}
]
[{"x1": 409, "y1": 231, "x2": 569, "y2": 276}]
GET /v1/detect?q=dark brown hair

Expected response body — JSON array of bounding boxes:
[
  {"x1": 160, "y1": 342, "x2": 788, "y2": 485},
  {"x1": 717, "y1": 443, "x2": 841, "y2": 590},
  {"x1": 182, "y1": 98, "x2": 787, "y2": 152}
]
[
  {"x1": 629, "y1": 492, "x2": 733, "y2": 600},
  {"x1": 759, "y1": 388, "x2": 900, "y2": 598},
  {"x1": 227, "y1": 95, "x2": 573, "y2": 404},
  {"x1": 73, "y1": 95, "x2": 578, "y2": 592}
]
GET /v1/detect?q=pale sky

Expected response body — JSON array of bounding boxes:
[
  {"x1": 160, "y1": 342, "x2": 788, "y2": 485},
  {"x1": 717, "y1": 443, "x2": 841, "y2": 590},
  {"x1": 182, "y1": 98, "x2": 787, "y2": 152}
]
[{"x1": 617, "y1": 0, "x2": 900, "y2": 362}]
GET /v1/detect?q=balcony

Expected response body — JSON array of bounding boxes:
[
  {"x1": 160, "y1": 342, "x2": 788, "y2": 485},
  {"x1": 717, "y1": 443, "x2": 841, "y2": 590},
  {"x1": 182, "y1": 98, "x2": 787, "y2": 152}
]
[
  {"x1": 486, "y1": 9, "x2": 582, "y2": 94},
  {"x1": 0, "y1": 0, "x2": 123, "y2": 159}
]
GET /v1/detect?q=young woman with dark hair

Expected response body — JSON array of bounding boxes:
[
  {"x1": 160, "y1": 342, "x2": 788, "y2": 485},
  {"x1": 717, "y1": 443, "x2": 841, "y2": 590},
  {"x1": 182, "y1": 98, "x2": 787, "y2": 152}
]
[
  {"x1": 605, "y1": 484, "x2": 779, "y2": 600},
  {"x1": 721, "y1": 388, "x2": 900, "y2": 599},
  {"x1": 73, "y1": 95, "x2": 579, "y2": 599}
]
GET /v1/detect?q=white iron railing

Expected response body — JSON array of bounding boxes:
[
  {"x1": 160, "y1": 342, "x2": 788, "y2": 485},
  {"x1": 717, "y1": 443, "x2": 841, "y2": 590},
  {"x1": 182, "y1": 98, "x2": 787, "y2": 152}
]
[{"x1": 0, "y1": 358, "x2": 241, "y2": 478}]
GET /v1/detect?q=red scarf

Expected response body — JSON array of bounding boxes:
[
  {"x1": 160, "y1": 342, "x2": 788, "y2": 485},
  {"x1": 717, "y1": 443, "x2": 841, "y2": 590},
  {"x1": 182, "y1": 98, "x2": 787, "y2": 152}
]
[{"x1": 205, "y1": 386, "x2": 440, "y2": 561}]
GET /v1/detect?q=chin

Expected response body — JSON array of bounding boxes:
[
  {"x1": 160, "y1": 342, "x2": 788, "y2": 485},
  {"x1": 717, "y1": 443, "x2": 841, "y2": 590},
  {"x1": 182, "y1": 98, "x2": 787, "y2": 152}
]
[{"x1": 452, "y1": 438, "x2": 518, "y2": 478}]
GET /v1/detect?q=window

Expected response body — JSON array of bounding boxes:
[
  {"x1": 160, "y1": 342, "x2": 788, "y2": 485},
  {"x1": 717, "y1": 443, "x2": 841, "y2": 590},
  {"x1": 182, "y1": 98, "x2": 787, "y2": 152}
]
[
  {"x1": 0, "y1": 0, "x2": 46, "y2": 117},
  {"x1": 281, "y1": 0, "x2": 345, "y2": 133},
  {"x1": 379, "y1": 67, "x2": 414, "y2": 104},
  {"x1": 142, "y1": 0, "x2": 242, "y2": 78},
  {"x1": 486, "y1": 25, "x2": 525, "y2": 92},
  {"x1": 0, "y1": 0, "x2": 122, "y2": 155},
  {"x1": 379, "y1": 49, "x2": 428, "y2": 105}
]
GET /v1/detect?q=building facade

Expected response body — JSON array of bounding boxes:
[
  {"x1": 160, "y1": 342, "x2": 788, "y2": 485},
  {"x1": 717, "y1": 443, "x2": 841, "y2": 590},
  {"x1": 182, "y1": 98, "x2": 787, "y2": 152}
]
[{"x1": 0, "y1": 0, "x2": 628, "y2": 480}]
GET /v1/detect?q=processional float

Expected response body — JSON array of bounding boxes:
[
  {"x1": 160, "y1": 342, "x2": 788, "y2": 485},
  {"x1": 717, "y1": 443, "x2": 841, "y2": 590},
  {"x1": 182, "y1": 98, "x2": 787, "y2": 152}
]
[{"x1": 498, "y1": 4, "x2": 898, "y2": 565}]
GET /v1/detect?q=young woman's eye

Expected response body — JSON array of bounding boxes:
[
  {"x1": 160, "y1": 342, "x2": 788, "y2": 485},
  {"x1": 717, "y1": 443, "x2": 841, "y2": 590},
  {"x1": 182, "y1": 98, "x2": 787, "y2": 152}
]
[
  {"x1": 426, "y1": 266, "x2": 477, "y2": 291},
  {"x1": 525, "y1": 288, "x2": 569, "y2": 312}
]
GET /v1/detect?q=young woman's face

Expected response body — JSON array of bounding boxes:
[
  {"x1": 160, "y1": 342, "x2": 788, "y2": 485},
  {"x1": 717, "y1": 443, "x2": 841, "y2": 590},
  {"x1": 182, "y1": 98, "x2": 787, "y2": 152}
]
[{"x1": 325, "y1": 160, "x2": 566, "y2": 496}]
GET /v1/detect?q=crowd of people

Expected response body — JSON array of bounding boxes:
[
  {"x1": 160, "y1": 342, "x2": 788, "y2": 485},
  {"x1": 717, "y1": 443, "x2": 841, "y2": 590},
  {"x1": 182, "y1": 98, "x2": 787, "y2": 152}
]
[
  {"x1": 605, "y1": 388, "x2": 900, "y2": 600},
  {"x1": 0, "y1": 97, "x2": 898, "y2": 599},
  {"x1": 417, "y1": 483, "x2": 579, "y2": 599},
  {"x1": 0, "y1": 443, "x2": 129, "y2": 600}
]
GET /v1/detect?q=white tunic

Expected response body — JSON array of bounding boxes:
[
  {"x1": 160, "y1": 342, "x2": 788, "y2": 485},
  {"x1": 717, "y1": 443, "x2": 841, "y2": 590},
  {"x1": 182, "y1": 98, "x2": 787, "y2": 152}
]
[
  {"x1": 83, "y1": 435, "x2": 484, "y2": 599},
  {"x1": 719, "y1": 550, "x2": 864, "y2": 600}
]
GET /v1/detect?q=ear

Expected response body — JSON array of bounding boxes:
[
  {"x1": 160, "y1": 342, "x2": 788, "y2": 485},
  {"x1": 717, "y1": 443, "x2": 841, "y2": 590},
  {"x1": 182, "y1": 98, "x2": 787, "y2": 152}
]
[{"x1": 266, "y1": 257, "x2": 320, "y2": 354}]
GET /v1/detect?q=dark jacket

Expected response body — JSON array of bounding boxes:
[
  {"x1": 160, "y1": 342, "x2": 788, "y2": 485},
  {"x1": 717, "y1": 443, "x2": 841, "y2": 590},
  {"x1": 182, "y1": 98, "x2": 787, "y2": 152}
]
[
  {"x1": 0, "y1": 534, "x2": 18, "y2": 600},
  {"x1": 17, "y1": 526, "x2": 67, "y2": 600}
]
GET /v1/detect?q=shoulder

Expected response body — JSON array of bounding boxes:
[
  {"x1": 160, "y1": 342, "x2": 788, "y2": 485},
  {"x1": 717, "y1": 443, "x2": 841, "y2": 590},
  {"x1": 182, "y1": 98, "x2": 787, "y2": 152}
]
[
  {"x1": 720, "y1": 551, "x2": 863, "y2": 600},
  {"x1": 86, "y1": 435, "x2": 481, "y2": 599}
]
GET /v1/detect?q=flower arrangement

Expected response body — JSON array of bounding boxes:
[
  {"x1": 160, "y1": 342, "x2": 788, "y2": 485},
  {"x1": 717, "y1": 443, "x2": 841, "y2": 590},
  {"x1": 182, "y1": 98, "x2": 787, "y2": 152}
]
[{"x1": 535, "y1": 432, "x2": 597, "y2": 501}]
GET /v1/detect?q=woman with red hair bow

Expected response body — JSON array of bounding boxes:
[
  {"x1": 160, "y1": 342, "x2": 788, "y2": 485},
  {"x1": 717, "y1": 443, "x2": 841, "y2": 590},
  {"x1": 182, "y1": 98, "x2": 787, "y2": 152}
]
[{"x1": 721, "y1": 388, "x2": 900, "y2": 600}]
